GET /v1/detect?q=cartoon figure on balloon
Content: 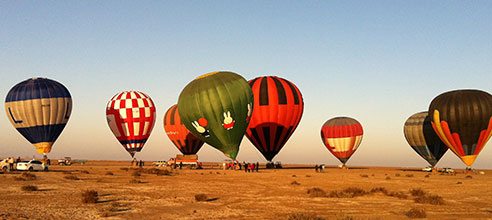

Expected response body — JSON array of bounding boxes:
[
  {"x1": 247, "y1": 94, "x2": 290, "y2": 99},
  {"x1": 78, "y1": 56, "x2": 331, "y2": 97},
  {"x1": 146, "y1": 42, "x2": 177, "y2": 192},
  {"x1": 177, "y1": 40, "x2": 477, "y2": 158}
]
[
  {"x1": 222, "y1": 111, "x2": 235, "y2": 130},
  {"x1": 192, "y1": 118, "x2": 210, "y2": 137}
]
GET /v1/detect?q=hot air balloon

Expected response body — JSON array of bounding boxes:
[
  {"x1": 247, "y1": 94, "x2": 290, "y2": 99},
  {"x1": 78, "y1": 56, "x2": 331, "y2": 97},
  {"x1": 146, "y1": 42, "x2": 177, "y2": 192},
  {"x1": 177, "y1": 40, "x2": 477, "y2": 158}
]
[
  {"x1": 164, "y1": 104, "x2": 204, "y2": 155},
  {"x1": 404, "y1": 111, "x2": 448, "y2": 167},
  {"x1": 246, "y1": 76, "x2": 304, "y2": 162},
  {"x1": 106, "y1": 91, "x2": 156, "y2": 158},
  {"x1": 5, "y1": 77, "x2": 72, "y2": 154},
  {"x1": 178, "y1": 71, "x2": 253, "y2": 159},
  {"x1": 320, "y1": 117, "x2": 363, "y2": 166},
  {"x1": 429, "y1": 89, "x2": 492, "y2": 167}
]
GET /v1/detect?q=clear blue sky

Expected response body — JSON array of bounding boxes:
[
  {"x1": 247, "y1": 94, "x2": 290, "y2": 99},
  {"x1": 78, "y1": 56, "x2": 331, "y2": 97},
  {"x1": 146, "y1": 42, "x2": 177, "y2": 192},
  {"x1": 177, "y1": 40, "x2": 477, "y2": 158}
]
[{"x1": 1, "y1": 1, "x2": 492, "y2": 168}]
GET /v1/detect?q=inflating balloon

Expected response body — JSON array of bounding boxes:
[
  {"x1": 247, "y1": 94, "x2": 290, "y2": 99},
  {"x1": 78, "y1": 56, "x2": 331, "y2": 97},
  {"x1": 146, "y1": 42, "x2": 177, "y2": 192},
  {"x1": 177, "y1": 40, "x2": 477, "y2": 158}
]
[
  {"x1": 429, "y1": 89, "x2": 492, "y2": 167},
  {"x1": 320, "y1": 117, "x2": 363, "y2": 165},
  {"x1": 5, "y1": 77, "x2": 72, "y2": 154},
  {"x1": 164, "y1": 104, "x2": 204, "y2": 155},
  {"x1": 178, "y1": 71, "x2": 253, "y2": 159},
  {"x1": 404, "y1": 111, "x2": 448, "y2": 167},
  {"x1": 106, "y1": 91, "x2": 156, "y2": 157},
  {"x1": 246, "y1": 76, "x2": 304, "y2": 161}
]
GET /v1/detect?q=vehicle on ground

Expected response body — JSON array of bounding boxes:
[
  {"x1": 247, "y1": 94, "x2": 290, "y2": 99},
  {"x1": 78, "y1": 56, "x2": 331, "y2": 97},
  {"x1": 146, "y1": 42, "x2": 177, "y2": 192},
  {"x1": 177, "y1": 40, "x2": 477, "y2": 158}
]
[
  {"x1": 422, "y1": 167, "x2": 433, "y2": 172},
  {"x1": 442, "y1": 167, "x2": 455, "y2": 173},
  {"x1": 0, "y1": 159, "x2": 9, "y2": 171},
  {"x1": 168, "y1": 155, "x2": 198, "y2": 168},
  {"x1": 152, "y1": 160, "x2": 168, "y2": 167},
  {"x1": 16, "y1": 160, "x2": 48, "y2": 171},
  {"x1": 58, "y1": 157, "x2": 72, "y2": 165}
]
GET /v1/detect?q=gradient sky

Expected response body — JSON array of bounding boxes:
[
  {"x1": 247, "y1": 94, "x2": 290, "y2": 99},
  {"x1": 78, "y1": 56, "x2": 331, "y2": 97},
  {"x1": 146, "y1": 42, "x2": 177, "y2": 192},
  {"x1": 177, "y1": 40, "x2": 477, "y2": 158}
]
[{"x1": 1, "y1": 1, "x2": 492, "y2": 168}]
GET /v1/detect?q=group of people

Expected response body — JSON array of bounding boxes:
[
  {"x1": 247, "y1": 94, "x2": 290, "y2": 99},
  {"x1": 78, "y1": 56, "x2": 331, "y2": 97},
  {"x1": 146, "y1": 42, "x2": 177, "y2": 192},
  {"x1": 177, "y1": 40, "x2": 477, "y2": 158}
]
[
  {"x1": 243, "y1": 162, "x2": 259, "y2": 173},
  {"x1": 314, "y1": 164, "x2": 325, "y2": 172},
  {"x1": 131, "y1": 159, "x2": 145, "y2": 167},
  {"x1": 3, "y1": 156, "x2": 22, "y2": 171},
  {"x1": 223, "y1": 161, "x2": 260, "y2": 172}
]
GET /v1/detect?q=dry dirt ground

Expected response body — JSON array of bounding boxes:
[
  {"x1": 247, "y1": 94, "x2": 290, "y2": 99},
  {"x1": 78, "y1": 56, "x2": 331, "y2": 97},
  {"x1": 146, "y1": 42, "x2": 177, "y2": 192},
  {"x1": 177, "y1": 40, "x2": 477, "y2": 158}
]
[{"x1": 0, "y1": 161, "x2": 491, "y2": 220}]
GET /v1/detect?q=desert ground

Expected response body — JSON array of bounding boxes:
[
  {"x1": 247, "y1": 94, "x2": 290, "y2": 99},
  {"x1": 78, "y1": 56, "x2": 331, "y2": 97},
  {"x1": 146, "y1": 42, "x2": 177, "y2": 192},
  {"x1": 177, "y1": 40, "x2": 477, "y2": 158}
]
[{"x1": 0, "y1": 161, "x2": 491, "y2": 220}]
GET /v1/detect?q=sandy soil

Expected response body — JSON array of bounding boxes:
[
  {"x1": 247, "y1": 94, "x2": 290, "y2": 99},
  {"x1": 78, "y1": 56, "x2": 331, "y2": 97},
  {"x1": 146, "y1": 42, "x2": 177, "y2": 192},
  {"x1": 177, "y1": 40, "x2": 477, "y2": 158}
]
[{"x1": 0, "y1": 161, "x2": 491, "y2": 220}]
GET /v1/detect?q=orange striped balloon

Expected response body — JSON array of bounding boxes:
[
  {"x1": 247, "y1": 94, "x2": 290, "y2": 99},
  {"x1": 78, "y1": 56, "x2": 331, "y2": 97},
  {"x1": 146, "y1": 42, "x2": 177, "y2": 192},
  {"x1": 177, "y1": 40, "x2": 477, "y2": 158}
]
[{"x1": 320, "y1": 117, "x2": 363, "y2": 165}]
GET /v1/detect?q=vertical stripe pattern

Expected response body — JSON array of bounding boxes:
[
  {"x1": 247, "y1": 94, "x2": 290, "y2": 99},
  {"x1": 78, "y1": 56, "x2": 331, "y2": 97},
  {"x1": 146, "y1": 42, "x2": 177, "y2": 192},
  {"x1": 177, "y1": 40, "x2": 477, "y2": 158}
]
[
  {"x1": 246, "y1": 76, "x2": 304, "y2": 161},
  {"x1": 164, "y1": 104, "x2": 204, "y2": 155},
  {"x1": 106, "y1": 91, "x2": 156, "y2": 157}
]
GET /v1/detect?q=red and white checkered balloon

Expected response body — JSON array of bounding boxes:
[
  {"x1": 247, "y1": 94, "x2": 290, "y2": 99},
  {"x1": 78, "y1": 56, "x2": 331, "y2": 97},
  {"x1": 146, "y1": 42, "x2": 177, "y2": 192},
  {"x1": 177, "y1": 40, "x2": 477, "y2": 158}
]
[{"x1": 106, "y1": 91, "x2": 156, "y2": 157}]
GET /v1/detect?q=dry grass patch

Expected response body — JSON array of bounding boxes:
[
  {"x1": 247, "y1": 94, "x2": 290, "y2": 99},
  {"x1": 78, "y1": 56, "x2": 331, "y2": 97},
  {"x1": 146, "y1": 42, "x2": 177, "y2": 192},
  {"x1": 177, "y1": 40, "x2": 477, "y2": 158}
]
[
  {"x1": 105, "y1": 171, "x2": 114, "y2": 176},
  {"x1": 82, "y1": 190, "x2": 98, "y2": 203},
  {"x1": 132, "y1": 171, "x2": 141, "y2": 177},
  {"x1": 22, "y1": 172, "x2": 37, "y2": 180},
  {"x1": 406, "y1": 174, "x2": 414, "y2": 177},
  {"x1": 370, "y1": 187, "x2": 388, "y2": 194},
  {"x1": 64, "y1": 175, "x2": 80, "y2": 180},
  {"x1": 129, "y1": 179, "x2": 142, "y2": 184},
  {"x1": 291, "y1": 181, "x2": 300, "y2": 185},
  {"x1": 21, "y1": 184, "x2": 38, "y2": 191},
  {"x1": 405, "y1": 207, "x2": 426, "y2": 218},
  {"x1": 386, "y1": 176, "x2": 391, "y2": 180},
  {"x1": 120, "y1": 167, "x2": 129, "y2": 171},
  {"x1": 80, "y1": 170, "x2": 90, "y2": 174},
  {"x1": 409, "y1": 188, "x2": 426, "y2": 197},
  {"x1": 466, "y1": 175, "x2": 473, "y2": 179},
  {"x1": 287, "y1": 213, "x2": 326, "y2": 220},
  {"x1": 414, "y1": 194, "x2": 444, "y2": 205},
  {"x1": 360, "y1": 174, "x2": 369, "y2": 178},
  {"x1": 395, "y1": 173, "x2": 401, "y2": 177},
  {"x1": 307, "y1": 188, "x2": 326, "y2": 197}
]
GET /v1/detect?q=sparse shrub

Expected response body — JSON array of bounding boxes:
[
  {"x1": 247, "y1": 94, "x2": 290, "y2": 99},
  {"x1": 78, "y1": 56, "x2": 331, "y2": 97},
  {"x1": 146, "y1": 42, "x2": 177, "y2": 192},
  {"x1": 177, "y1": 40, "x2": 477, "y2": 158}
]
[
  {"x1": 414, "y1": 194, "x2": 444, "y2": 205},
  {"x1": 195, "y1": 194, "x2": 208, "y2": 201},
  {"x1": 405, "y1": 207, "x2": 427, "y2": 218},
  {"x1": 409, "y1": 188, "x2": 426, "y2": 197},
  {"x1": 360, "y1": 174, "x2": 369, "y2": 178},
  {"x1": 21, "y1": 185, "x2": 38, "y2": 191},
  {"x1": 371, "y1": 174, "x2": 375, "y2": 176},
  {"x1": 105, "y1": 172, "x2": 114, "y2": 176},
  {"x1": 287, "y1": 213, "x2": 326, "y2": 220},
  {"x1": 466, "y1": 175, "x2": 473, "y2": 179},
  {"x1": 336, "y1": 213, "x2": 359, "y2": 220},
  {"x1": 305, "y1": 175, "x2": 311, "y2": 177},
  {"x1": 395, "y1": 173, "x2": 400, "y2": 177},
  {"x1": 14, "y1": 176, "x2": 26, "y2": 181},
  {"x1": 22, "y1": 173, "x2": 37, "y2": 180},
  {"x1": 387, "y1": 191, "x2": 408, "y2": 199},
  {"x1": 406, "y1": 174, "x2": 414, "y2": 177},
  {"x1": 120, "y1": 167, "x2": 129, "y2": 171},
  {"x1": 343, "y1": 187, "x2": 368, "y2": 197},
  {"x1": 292, "y1": 175, "x2": 297, "y2": 177},
  {"x1": 63, "y1": 171, "x2": 72, "y2": 174},
  {"x1": 370, "y1": 187, "x2": 388, "y2": 194},
  {"x1": 82, "y1": 190, "x2": 98, "y2": 203},
  {"x1": 307, "y1": 187, "x2": 326, "y2": 197},
  {"x1": 425, "y1": 174, "x2": 430, "y2": 178},
  {"x1": 156, "y1": 169, "x2": 172, "y2": 176},
  {"x1": 129, "y1": 179, "x2": 141, "y2": 184},
  {"x1": 80, "y1": 170, "x2": 90, "y2": 174},
  {"x1": 328, "y1": 191, "x2": 350, "y2": 198},
  {"x1": 64, "y1": 175, "x2": 80, "y2": 180},
  {"x1": 386, "y1": 176, "x2": 391, "y2": 180},
  {"x1": 457, "y1": 181, "x2": 462, "y2": 184},
  {"x1": 291, "y1": 181, "x2": 300, "y2": 185}
]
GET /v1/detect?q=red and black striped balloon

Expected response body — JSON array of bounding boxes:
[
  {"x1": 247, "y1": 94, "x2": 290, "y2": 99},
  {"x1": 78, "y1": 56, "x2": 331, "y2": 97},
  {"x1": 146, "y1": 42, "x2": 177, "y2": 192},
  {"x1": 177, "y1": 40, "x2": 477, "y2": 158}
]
[
  {"x1": 246, "y1": 76, "x2": 304, "y2": 161},
  {"x1": 163, "y1": 104, "x2": 204, "y2": 155}
]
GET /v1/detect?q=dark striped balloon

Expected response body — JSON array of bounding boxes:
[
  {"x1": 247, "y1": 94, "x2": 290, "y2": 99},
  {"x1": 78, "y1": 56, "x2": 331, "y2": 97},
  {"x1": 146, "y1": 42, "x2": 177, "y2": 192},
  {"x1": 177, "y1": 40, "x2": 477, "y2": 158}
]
[
  {"x1": 403, "y1": 111, "x2": 448, "y2": 167},
  {"x1": 429, "y1": 89, "x2": 492, "y2": 167},
  {"x1": 5, "y1": 77, "x2": 72, "y2": 154},
  {"x1": 164, "y1": 104, "x2": 204, "y2": 155},
  {"x1": 246, "y1": 76, "x2": 304, "y2": 161}
]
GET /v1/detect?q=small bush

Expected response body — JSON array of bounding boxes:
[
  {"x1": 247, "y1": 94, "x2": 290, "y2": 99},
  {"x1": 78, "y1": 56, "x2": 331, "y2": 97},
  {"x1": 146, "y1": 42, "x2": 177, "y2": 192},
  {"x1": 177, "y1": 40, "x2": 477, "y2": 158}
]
[
  {"x1": 22, "y1": 173, "x2": 37, "y2": 180},
  {"x1": 414, "y1": 194, "x2": 444, "y2": 205},
  {"x1": 305, "y1": 175, "x2": 311, "y2": 177},
  {"x1": 360, "y1": 174, "x2": 369, "y2": 178},
  {"x1": 466, "y1": 175, "x2": 473, "y2": 179},
  {"x1": 156, "y1": 169, "x2": 172, "y2": 176},
  {"x1": 395, "y1": 173, "x2": 400, "y2": 177},
  {"x1": 195, "y1": 194, "x2": 208, "y2": 201},
  {"x1": 287, "y1": 213, "x2": 326, "y2": 220},
  {"x1": 129, "y1": 179, "x2": 141, "y2": 184},
  {"x1": 120, "y1": 167, "x2": 129, "y2": 171},
  {"x1": 64, "y1": 175, "x2": 80, "y2": 180},
  {"x1": 82, "y1": 190, "x2": 98, "y2": 203},
  {"x1": 387, "y1": 191, "x2": 408, "y2": 199},
  {"x1": 292, "y1": 175, "x2": 297, "y2": 177},
  {"x1": 424, "y1": 174, "x2": 430, "y2": 178},
  {"x1": 406, "y1": 174, "x2": 414, "y2": 177},
  {"x1": 343, "y1": 187, "x2": 368, "y2": 197},
  {"x1": 307, "y1": 188, "x2": 326, "y2": 197},
  {"x1": 80, "y1": 170, "x2": 90, "y2": 174},
  {"x1": 386, "y1": 176, "x2": 391, "y2": 180},
  {"x1": 336, "y1": 214, "x2": 359, "y2": 220},
  {"x1": 409, "y1": 188, "x2": 426, "y2": 197},
  {"x1": 21, "y1": 185, "x2": 38, "y2": 191},
  {"x1": 457, "y1": 181, "x2": 462, "y2": 184},
  {"x1": 132, "y1": 171, "x2": 141, "y2": 177},
  {"x1": 105, "y1": 172, "x2": 114, "y2": 176},
  {"x1": 405, "y1": 207, "x2": 426, "y2": 218},
  {"x1": 328, "y1": 191, "x2": 350, "y2": 198},
  {"x1": 291, "y1": 181, "x2": 300, "y2": 185},
  {"x1": 370, "y1": 187, "x2": 388, "y2": 194},
  {"x1": 14, "y1": 176, "x2": 26, "y2": 181}
]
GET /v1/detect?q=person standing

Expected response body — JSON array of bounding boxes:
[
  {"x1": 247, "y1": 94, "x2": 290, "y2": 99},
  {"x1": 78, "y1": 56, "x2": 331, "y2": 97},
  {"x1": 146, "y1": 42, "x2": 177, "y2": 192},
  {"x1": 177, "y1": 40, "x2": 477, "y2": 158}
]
[
  {"x1": 255, "y1": 162, "x2": 259, "y2": 172},
  {"x1": 244, "y1": 162, "x2": 248, "y2": 173},
  {"x1": 8, "y1": 157, "x2": 14, "y2": 171}
]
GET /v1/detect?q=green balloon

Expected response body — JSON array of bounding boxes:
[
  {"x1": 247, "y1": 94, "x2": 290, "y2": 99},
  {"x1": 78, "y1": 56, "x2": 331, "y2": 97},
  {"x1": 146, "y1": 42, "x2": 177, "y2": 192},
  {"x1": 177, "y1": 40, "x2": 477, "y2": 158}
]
[{"x1": 178, "y1": 71, "x2": 254, "y2": 159}]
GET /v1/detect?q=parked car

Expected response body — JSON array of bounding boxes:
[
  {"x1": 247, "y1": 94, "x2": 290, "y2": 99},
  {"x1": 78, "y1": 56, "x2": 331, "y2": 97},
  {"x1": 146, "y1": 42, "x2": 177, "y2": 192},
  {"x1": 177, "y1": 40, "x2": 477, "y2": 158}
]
[
  {"x1": 0, "y1": 158, "x2": 9, "y2": 171},
  {"x1": 152, "y1": 160, "x2": 168, "y2": 167},
  {"x1": 58, "y1": 157, "x2": 72, "y2": 166},
  {"x1": 422, "y1": 167, "x2": 432, "y2": 172},
  {"x1": 442, "y1": 167, "x2": 454, "y2": 173},
  {"x1": 16, "y1": 160, "x2": 48, "y2": 171}
]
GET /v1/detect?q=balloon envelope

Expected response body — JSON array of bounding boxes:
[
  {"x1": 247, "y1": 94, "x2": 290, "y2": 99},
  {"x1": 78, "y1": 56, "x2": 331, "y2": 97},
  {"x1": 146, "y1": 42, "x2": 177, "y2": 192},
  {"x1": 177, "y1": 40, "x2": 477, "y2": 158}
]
[
  {"x1": 106, "y1": 91, "x2": 156, "y2": 157},
  {"x1": 404, "y1": 111, "x2": 448, "y2": 167},
  {"x1": 429, "y1": 89, "x2": 492, "y2": 167},
  {"x1": 164, "y1": 104, "x2": 204, "y2": 155},
  {"x1": 320, "y1": 117, "x2": 363, "y2": 165},
  {"x1": 246, "y1": 76, "x2": 304, "y2": 161},
  {"x1": 5, "y1": 77, "x2": 72, "y2": 154},
  {"x1": 178, "y1": 71, "x2": 253, "y2": 159}
]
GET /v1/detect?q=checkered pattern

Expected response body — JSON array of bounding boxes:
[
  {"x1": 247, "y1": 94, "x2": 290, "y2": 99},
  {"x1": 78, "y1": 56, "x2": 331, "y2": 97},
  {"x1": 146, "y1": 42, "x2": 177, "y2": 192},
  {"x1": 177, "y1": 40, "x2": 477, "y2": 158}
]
[{"x1": 106, "y1": 91, "x2": 156, "y2": 154}]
